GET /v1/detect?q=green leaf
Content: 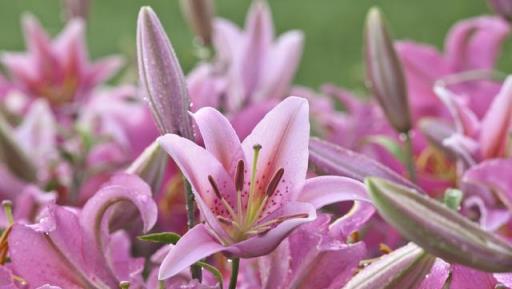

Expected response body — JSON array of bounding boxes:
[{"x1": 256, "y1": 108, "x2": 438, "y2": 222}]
[
  {"x1": 197, "y1": 261, "x2": 224, "y2": 289},
  {"x1": 138, "y1": 232, "x2": 181, "y2": 244}
]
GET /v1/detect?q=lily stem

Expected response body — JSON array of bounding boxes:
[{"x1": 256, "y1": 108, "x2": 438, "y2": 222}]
[
  {"x1": 402, "y1": 131, "x2": 417, "y2": 183},
  {"x1": 229, "y1": 258, "x2": 240, "y2": 289},
  {"x1": 183, "y1": 177, "x2": 202, "y2": 281}
]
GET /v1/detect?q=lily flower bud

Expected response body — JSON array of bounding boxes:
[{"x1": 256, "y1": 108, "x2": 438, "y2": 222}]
[
  {"x1": 62, "y1": 0, "x2": 89, "y2": 21},
  {"x1": 0, "y1": 115, "x2": 37, "y2": 182},
  {"x1": 364, "y1": 7, "x2": 412, "y2": 133},
  {"x1": 344, "y1": 243, "x2": 436, "y2": 289},
  {"x1": 137, "y1": 6, "x2": 195, "y2": 140},
  {"x1": 309, "y1": 138, "x2": 422, "y2": 193},
  {"x1": 366, "y1": 177, "x2": 512, "y2": 272},
  {"x1": 489, "y1": 0, "x2": 512, "y2": 22},
  {"x1": 179, "y1": 0, "x2": 215, "y2": 46},
  {"x1": 126, "y1": 140, "x2": 168, "y2": 193}
]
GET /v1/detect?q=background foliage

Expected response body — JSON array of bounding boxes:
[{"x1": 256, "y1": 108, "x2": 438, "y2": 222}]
[{"x1": 0, "y1": 0, "x2": 507, "y2": 90}]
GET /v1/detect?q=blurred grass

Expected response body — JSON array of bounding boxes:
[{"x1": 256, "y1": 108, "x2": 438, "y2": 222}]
[{"x1": 0, "y1": 0, "x2": 505, "y2": 90}]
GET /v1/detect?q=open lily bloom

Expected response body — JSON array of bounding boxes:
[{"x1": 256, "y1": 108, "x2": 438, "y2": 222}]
[
  {"x1": 157, "y1": 97, "x2": 371, "y2": 280},
  {"x1": 1, "y1": 14, "x2": 122, "y2": 109},
  {"x1": 397, "y1": 16, "x2": 509, "y2": 121},
  {"x1": 6, "y1": 173, "x2": 158, "y2": 289},
  {"x1": 187, "y1": 0, "x2": 303, "y2": 138}
]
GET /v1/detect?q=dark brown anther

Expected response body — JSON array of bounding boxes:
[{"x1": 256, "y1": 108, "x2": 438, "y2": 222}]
[
  {"x1": 208, "y1": 175, "x2": 222, "y2": 199},
  {"x1": 235, "y1": 160, "x2": 245, "y2": 192},
  {"x1": 265, "y1": 168, "x2": 284, "y2": 197}
]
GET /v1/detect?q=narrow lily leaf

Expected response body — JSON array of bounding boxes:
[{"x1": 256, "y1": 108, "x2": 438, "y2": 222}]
[
  {"x1": 343, "y1": 243, "x2": 435, "y2": 289},
  {"x1": 126, "y1": 140, "x2": 168, "y2": 193},
  {"x1": 364, "y1": 7, "x2": 411, "y2": 133},
  {"x1": 179, "y1": 0, "x2": 214, "y2": 46},
  {"x1": 137, "y1": 6, "x2": 195, "y2": 139},
  {"x1": 138, "y1": 232, "x2": 181, "y2": 244},
  {"x1": 366, "y1": 177, "x2": 512, "y2": 272},
  {"x1": 309, "y1": 138, "x2": 423, "y2": 193},
  {"x1": 197, "y1": 261, "x2": 224, "y2": 289},
  {"x1": 0, "y1": 115, "x2": 37, "y2": 182}
]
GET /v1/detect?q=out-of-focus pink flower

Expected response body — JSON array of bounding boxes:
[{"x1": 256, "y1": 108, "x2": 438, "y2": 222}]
[
  {"x1": 436, "y1": 75, "x2": 512, "y2": 163},
  {"x1": 397, "y1": 16, "x2": 510, "y2": 121},
  {"x1": 187, "y1": 0, "x2": 303, "y2": 138},
  {"x1": 308, "y1": 85, "x2": 456, "y2": 196},
  {"x1": 157, "y1": 97, "x2": 371, "y2": 280},
  {"x1": 1, "y1": 14, "x2": 122, "y2": 109},
  {"x1": 237, "y1": 213, "x2": 370, "y2": 289},
  {"x1": 462, "y1": 159, "x2": 512, "y2": 231},
  {"x1": 7, "y1": 174, "x2": 157, "y2": 289}
]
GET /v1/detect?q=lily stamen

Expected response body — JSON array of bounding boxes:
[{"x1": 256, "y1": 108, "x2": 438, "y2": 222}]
[{"x1": 208, "y1": 175, "x2": 237, "y2": 219}]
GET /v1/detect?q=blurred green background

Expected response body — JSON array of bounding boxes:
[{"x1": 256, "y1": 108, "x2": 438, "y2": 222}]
[{"x1": 0, "y1": 0, "x2": 505, "y2": 90}]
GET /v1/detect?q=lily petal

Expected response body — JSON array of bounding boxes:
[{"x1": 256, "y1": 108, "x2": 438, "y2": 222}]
[
  {"x1": 258, "y1": 30, "x2": 304, "y2": 101},
  {"x1": 157, "y1": 133, "x2": 237, "y2": 210},
  {"x1": 158, "y1": 224, "x2": 225, "y2": 280},
  {"x1": 80, "y1": 173, "x2": 158, "y2": 249},
  {"x1": 479, "y1": 75, "x2": 512, "y2": 159},
  {"x1": 445, "y1": 16, "x2": 509, "y2": 71},
  {"x1": 297, "y1": 176, "x2": 371, "y2": 209},
  {"x1": 193, "y1": 107, "x2": 245, "y2": 177},
  {"x1": 242, "y1": 96, "x2": 309, "y2": 195}
]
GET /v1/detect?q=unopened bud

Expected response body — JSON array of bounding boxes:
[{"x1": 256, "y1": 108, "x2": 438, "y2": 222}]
[
  {"x1": 137, "y1": 6, "x2": 195, "y2": 140},
  {"x1": 489, "y1": 0, "x2": 512, "y2": 22},
  {"x1": 344, "y1": 243, "x2": 436, "y2": 289},
  {"x1": 364, "y1": 7, "x2": 411, "y2": 133},
  {"x1": 366, "y1": 177, "x2": 512, "y2": 272},
  {"x1": 179, "y1": 0, "x2": 214, "y2": 46}
]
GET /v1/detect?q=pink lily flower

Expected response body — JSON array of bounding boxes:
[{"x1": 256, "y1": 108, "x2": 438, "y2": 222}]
[
  {"x1": 157, "y1": 97, "x2": 371, "y2": 279},
  {"x1": 1, "y1": 14, "x2": 122, "y2": 109},
  {"x1": 7, "y1": 173, "x2": 158, "y2": 289},
  {"x1": 396, "y1": 16, "x2": 509, "y2": 121},
  {"x1": 236, "y1": 212, "x2": 371, "y2": 289},
  {"x1": 436, "y1": 74, "x2": 512, "y2": 163},
  {"x1": 187, "y1": 0, "x2": 303, "y2": 138},
  {"x1": 461, "y1": 159, "x2": 512, "y2": 231}
]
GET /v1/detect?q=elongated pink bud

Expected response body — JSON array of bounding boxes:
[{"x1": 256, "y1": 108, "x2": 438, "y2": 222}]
[
  {"x1": 344, "y1": 243, "x2": 436, "y2": 289},
  {"x1": 179, "y1": 0, "x2": 214, "y2": 46},
  {"x1": 366, "y1": 177, "x2": 512, "y2": 272},
  {"x1": 62, "y1": 0, "x2": 89, "y2": 20},
  {"x1": 137, "y1": 6, "x2": 194, "y2": 140},
  {"x1": 489, "y1": 0, "x2": 512, "y2": 21},
  {"x1": 364, "y1": 7, "x2": 411, "y2": 133},
  {"x1": 309, "y1": 138, "x2": 422, "y2": 193}
]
